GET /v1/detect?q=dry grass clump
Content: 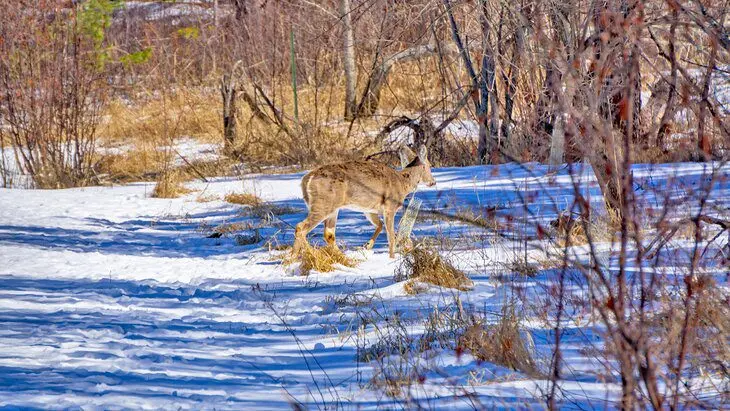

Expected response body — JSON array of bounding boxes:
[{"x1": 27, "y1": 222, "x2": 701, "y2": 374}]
[
  {"x1": 206, "y1": 222, "x2": 253, "y2": 237},
  {"x1": 692, "y1": 289, "x2": 730, "y2": 374},
  {"x1": 283, "y1": 243, "x2": 358, "y2": 275},
  {"x1": 224, "y1": 192, "x2": 263, "y2": 206},
  {"x1": 506, "y1": 259, "x2": 539, "y2": 277},
  {"x1": 361, "y1": 300, "x2": 539, "y2": 401},
  {"x1": 550, "y1": 209, "x2": 621, "y2": 246},
  {"x1": 371, "y1": 374, "x2": 420, "y2": 399},
  {"x1": 431, "y1": 134, "x2": 479, "y2": 167},
  {"x1": 535, "y1": 255, "x2": 567, "y2": 270},
  {"x1": 152, "y1": 169, "x2": 191, "y2": 198},
  {"x1": 96, "y1": 91, "x2": 230, "y2": 182},
  {"x1": 180, "y1": 158, "x2": 234, "y2": 179},
  {"x1": 402, "y1": 279, "x2": 428, "y2": 295},
  {"x1": 603, "y1": 208, "x2": 624, "y2": 236},
  {"x1": 239, "y1": 202, "x2": 300, "y2": 219},
  {"x1": 232, "y1": 107, "x2": 357, "y2": 167},
  {"x1": 550, "y1": 212, "x2": 588, "y2": 245},
  {"x1": 632, "y1": 145, "x2": 672, "y2": 164},
  {"x1": 650, "y1": 279, "x2": 730, "y2": 377},
  {"x1": 265, "y1": 240, "x2": 293, "y2": 253},
  {"x1": 396, "y1": 246, "x2": 473, "y2": 293},
  {"x1": 299, "y1": 244, "x2": 357, "y2": 275},
  {"x1": 195, "y1": 193, "x2": 219, "y2": 203},
  {"x1": 96, "y1": 149, "x2": 169, "y2": 183},
  {"x1": 234, "y1": 230, "x2": 263, "y2": 246},
  {"x1": 457, "y1": 308, "x2": 540, "y2": 377}
]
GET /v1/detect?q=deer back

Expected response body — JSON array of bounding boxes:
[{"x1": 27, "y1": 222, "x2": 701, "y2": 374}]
[{"x1": 302, "y1": 161, "x2": 413, "y2": 213}]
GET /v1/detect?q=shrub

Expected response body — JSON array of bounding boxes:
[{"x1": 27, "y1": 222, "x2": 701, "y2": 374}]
[{"x1": 0, "y1": 2, "x2": 117, "y2": 188}]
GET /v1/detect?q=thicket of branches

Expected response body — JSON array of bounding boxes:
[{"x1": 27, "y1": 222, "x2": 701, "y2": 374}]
[
  {"x1": 0, "y1": 1, "x2": 117, "y2": 188},
  {"x1": 2, "y1": 1, "x2": 728, "y2": 195}
]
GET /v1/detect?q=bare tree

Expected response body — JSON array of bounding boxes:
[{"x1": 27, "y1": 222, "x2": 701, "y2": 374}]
[
  {"x1": 341, "y1": 0, "x2": 358, "y2": 120},
  {"x1": 443, "y1": 0, "x2": 500, "y2": 164},
  {"x1": 221, "y1": 64, "x2": 241, "y2": 156}
]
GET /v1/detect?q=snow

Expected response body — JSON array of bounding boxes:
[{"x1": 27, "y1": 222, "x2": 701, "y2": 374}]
[
  {"x1": 382, "y1": 117, "x2": 480, "y2": 146},
  {"x1": 714, "y1": 66, "x2": 730, "y2": 115},
  {"x1": 0, "y1": 161, "x2": 728, "y2": 409},
  {"x1": 122, "y1": 1, "x2": 220, "y2": 22}
]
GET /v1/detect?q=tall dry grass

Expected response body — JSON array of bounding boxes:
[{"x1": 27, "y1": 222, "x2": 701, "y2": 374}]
[
  {"x1": 100, "y1": 89, "x2": 221, "y2": 146},
  {"x1": 95, "y1": 53, "x2": 484, "y2": 181}
]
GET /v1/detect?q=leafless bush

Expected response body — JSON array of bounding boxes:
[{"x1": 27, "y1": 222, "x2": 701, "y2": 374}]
[
  {"x1": 356, "y1": 295, "x2": 540, "y2": 406},
  {"x1": 519, "y1": 1, "x2": 730, "y2": 408},
  {"x1": 0, "y1": 2, "x2": 116, "y2": 188}
]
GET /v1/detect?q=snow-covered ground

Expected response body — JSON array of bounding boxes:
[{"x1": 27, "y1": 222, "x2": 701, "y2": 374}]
[
  {"x1": 1, "y1": 138, "x2": 222, "y2": 190},
  {"x1": 0, "y1": 162, "x2": 728, "y2": 409},
  {"x1": 122, "y1": 1, "x2": 218, "y2": 22},
  {"x1": 100, "y1": 137, "x2": 222, "y2": 167}
]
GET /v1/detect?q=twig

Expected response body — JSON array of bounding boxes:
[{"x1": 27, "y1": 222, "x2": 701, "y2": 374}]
[{"x1": 173, "y1": 147, "x2": 209, "y2": 183}]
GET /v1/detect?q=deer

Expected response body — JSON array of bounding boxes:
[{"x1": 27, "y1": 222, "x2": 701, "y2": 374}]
[{"x1": 292, "y1": 145, "x2": 436, "y2": 259}]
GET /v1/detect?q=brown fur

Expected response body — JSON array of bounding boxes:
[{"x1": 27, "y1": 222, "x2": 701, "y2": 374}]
[
  {"x1": 294, "y1": 145, "x2": 436, "y2": 258},
  {"x1": 301, "y1": 172, "x2": 312, "y2": 205}
]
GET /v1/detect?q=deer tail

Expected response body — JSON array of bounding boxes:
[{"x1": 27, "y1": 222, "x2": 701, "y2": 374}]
[{"x1": 301, "y1": 172, "x2": 312, "y2": 208}]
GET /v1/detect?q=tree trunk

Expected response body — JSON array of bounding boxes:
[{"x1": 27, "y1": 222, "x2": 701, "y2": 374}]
[
  {"x1": 478, "y1": 0, "x2": 497, "y2": 163},
  {"x1": 698, "y1": 34, "x2": 718, "y2": 159},
  {"x1": 591, "y1": 147, "x2": 624, "y2": 214},
  {"x1": 543, "y1": 3, "x2": 573, "y2": 163},
  {"x1": 655, "y1": 6, "x2": 678, "y2": 149},
  {"x1": 618, "y1": 342, "x2": 638, "y2": 410},
  {"x1": 212, "y1": 0, "x2": 218, "y2": 75},
  {"x1": 221, "y1": 74, "x2": 238, "y2": 156},
  {"x1": 502, "y1": 17, "x2": 524, "y2": 143},
  {"x1": 590, "y1": 0, "x2": 642, "y2": 216},
  {"x1": 341, "y1": 0, "x2": 357, "y2": 120},
  {"x1": 476, "y1": 78, "x2": 491, "y2": 163},
  {"x1": 233, "y1": 0, "x2": 248, "y2": 20},
  {"x1": 488, "y1": 85, "x2": 500, "y2": 159},
  {"x1": 548, "y1": 114, "x2": 565, "y2": 165},
  {"x1": 625, "y1": 46, "x2": 642, "y2": 147}
]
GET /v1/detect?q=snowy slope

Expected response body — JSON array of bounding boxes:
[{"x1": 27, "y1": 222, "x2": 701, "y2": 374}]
[{"x1": 0, "y1": 162, "x2": 727, "y2": 409}]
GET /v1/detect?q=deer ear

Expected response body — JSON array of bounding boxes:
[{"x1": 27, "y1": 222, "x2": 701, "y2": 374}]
[
  {"x1": 398, "y1": 148, "x2": 410, "y2": 168},
  {"x1": 417, "y1": 144, "x2": 428, "y2": 161},
  {"x1": 399, "y1": 146, "x2": 415, "y2": 168}
]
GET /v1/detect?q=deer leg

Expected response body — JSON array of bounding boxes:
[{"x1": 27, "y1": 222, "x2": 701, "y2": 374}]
[
  {"x1": 323, "y1": 210, "x2": 339, "y2": 247},
  {"x1": 364, "y1": 212, "x2": 383, "y2": 249},
  {"x1": 384, "y1": 210, "x2": 396, "y2": 258},
  {"x1": 293, "y1": 210, "x2": 328, "y2": 255}
]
